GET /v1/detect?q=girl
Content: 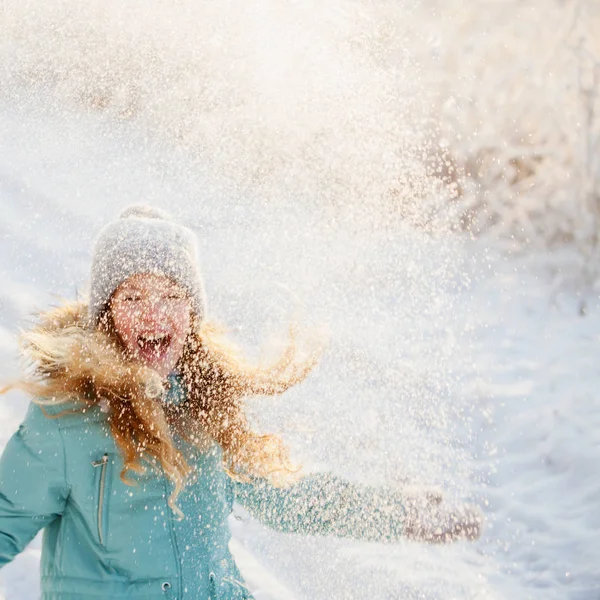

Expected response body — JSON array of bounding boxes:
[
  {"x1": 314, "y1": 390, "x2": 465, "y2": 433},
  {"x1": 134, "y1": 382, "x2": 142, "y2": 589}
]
[{"x1": 0, "y1": 206, "x2": 480, "y2": 600}]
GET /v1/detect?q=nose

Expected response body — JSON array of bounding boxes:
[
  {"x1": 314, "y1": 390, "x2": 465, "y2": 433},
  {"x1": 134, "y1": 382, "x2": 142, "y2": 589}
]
[{"x1": 133, "y1": 296, "x2": 170, "y2": 321}]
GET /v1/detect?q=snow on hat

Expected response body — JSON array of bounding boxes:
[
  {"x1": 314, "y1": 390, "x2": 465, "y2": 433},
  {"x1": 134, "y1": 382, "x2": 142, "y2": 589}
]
[{"x1": 88, "y1": 205, "x2": 206, "y2": 326}]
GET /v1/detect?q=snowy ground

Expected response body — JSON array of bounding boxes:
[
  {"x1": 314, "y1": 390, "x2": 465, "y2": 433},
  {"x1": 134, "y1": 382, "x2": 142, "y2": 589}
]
[{"x1": 0, "y1": 95, "x2": 599, "y2": 600}]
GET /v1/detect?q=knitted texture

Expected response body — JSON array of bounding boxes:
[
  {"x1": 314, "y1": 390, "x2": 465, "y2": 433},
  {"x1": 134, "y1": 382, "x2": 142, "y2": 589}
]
[{"x1": 88, "y1": 205, "x2": 206, "y2": 325}]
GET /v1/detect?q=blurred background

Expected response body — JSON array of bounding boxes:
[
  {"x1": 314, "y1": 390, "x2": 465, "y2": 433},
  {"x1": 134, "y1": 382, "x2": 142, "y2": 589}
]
[{"x1": 0, "y1": 1, "x2": 599, "y2": 598}]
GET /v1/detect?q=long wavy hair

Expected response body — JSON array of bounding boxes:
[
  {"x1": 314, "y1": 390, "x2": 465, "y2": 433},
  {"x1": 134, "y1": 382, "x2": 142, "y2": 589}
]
[{"x1": 2, "y1": 300, "x2": 320, "y2": 515}]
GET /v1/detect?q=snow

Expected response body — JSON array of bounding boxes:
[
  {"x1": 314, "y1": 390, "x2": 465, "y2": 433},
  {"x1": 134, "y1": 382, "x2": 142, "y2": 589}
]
[
  {"x1": 1, "y1": 0, "x2": 600, "y2": 587},
  {"x1": 1, "y1": 93, "x2": 598, "y2": 600}
]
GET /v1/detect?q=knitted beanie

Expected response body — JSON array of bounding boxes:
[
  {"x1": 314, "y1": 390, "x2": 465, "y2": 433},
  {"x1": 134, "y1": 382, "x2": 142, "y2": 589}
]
[{"x1": 88, "y1": 205, "x2": 206, "y2": 326}]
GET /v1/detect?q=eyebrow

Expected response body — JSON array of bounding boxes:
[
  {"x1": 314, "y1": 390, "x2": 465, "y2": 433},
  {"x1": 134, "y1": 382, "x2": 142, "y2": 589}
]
[{"x1": 117, "y1": 283, "x2": 183, "y2": 293}]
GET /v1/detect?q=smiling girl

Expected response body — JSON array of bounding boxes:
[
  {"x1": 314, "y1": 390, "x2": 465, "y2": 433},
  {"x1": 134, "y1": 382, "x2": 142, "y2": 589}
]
[{"x1": 0, "y1": 206, "x2": 480, "y2": 600}]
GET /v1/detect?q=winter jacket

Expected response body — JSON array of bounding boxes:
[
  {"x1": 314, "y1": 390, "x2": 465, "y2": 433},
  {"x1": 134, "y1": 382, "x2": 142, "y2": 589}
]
[{"x1": 0, "y1": 376, "x2": 406, "y2": 600}]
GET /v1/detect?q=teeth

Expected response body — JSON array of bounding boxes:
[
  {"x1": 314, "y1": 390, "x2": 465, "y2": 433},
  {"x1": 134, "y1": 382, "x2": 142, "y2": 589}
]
[
  {"x1": 139, "y1": 334, "x2": 168, "y2": 342},
  {"x1": 137, "y1": 334, "x2": 170, "y2": 348}
]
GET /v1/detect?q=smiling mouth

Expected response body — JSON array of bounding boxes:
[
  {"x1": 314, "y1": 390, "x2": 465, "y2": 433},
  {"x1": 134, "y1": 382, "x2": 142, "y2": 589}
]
[{"x1": 136, "y1": 333, "x2": 172, "y2": 358}]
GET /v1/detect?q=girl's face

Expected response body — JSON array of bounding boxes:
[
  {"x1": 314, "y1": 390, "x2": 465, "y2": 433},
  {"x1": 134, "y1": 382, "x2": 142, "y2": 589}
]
[{"x1": 110, "y1": 273, "x2": 192, "y2": 377}]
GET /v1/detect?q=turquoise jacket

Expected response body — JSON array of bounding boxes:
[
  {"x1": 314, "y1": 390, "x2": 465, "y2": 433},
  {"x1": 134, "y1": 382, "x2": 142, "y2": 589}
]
[{"x1": 0, "y1": 379, "x2": 405, "y2": 600}]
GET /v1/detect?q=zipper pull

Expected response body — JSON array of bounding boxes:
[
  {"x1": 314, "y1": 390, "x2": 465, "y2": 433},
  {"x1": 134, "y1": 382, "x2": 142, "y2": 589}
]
[{"x1": 92, "y1": 453, "x2": 109, "y2": 467}]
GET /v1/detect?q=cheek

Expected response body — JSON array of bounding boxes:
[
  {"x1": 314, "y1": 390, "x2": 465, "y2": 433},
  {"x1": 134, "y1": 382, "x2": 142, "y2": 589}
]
[
  {"x1": 162, "y1": 304, "x2": 191, "y2": 349},
  {"x1": 172, "y1": 308, "x2": 192, "y2": 343},
  {"x1": 111, "y1": 309, "x2": 137, "y2": 347}
]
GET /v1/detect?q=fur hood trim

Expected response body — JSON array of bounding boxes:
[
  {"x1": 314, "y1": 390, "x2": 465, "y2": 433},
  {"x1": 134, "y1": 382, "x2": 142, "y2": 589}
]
[{"x1": 20, "y1": 301, "x2": 165, "y2": 404}]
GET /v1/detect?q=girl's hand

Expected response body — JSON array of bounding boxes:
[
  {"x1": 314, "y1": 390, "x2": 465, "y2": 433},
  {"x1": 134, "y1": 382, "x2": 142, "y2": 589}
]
[{"x1": 402, "y1": 492, "x2": 482, "y2": 543}]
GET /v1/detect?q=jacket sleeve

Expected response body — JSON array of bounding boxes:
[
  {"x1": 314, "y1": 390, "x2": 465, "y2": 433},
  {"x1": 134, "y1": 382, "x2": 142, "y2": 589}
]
[
  {"x1": 233, "y1": 472, "x2": 406, "y2": 542},
  {"x1": 0, "y1": 403, "x2": 70, "y2": 568}
]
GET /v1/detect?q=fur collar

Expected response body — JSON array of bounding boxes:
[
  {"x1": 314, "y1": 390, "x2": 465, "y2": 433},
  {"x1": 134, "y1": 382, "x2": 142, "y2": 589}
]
[{"x1": 21, "y1": 301, "x2": 165, "y2": 404}]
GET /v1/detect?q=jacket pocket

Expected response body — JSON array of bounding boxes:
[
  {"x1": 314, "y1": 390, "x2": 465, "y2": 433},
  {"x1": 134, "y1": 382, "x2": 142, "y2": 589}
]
[{"x1": 92, "y1": 453, "x2": 111, "y2": 547}]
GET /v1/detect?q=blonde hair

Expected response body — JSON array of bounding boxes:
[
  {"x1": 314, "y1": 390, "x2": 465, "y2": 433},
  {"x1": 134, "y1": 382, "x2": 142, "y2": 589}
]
[{"x1": 3, "y1": 301, "x2": 320, "y2": 515}]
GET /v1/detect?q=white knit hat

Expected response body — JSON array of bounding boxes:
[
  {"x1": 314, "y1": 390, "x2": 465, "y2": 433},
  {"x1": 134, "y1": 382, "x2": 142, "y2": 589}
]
[{"x1": 88, "y1": 205, "x2": 206, "y2": 326}]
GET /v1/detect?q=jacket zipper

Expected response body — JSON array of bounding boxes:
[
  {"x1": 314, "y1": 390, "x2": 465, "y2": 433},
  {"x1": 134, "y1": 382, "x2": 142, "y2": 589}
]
[
  {"x1": 92, "y1": 453, "x2": 109, "y2": 546},
  {"x1": 209, "y1": 572, "x2": 216, "y2": 600},
  {"x1": 161, "y1": 476, "x2": 183, "y2": 599}
]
